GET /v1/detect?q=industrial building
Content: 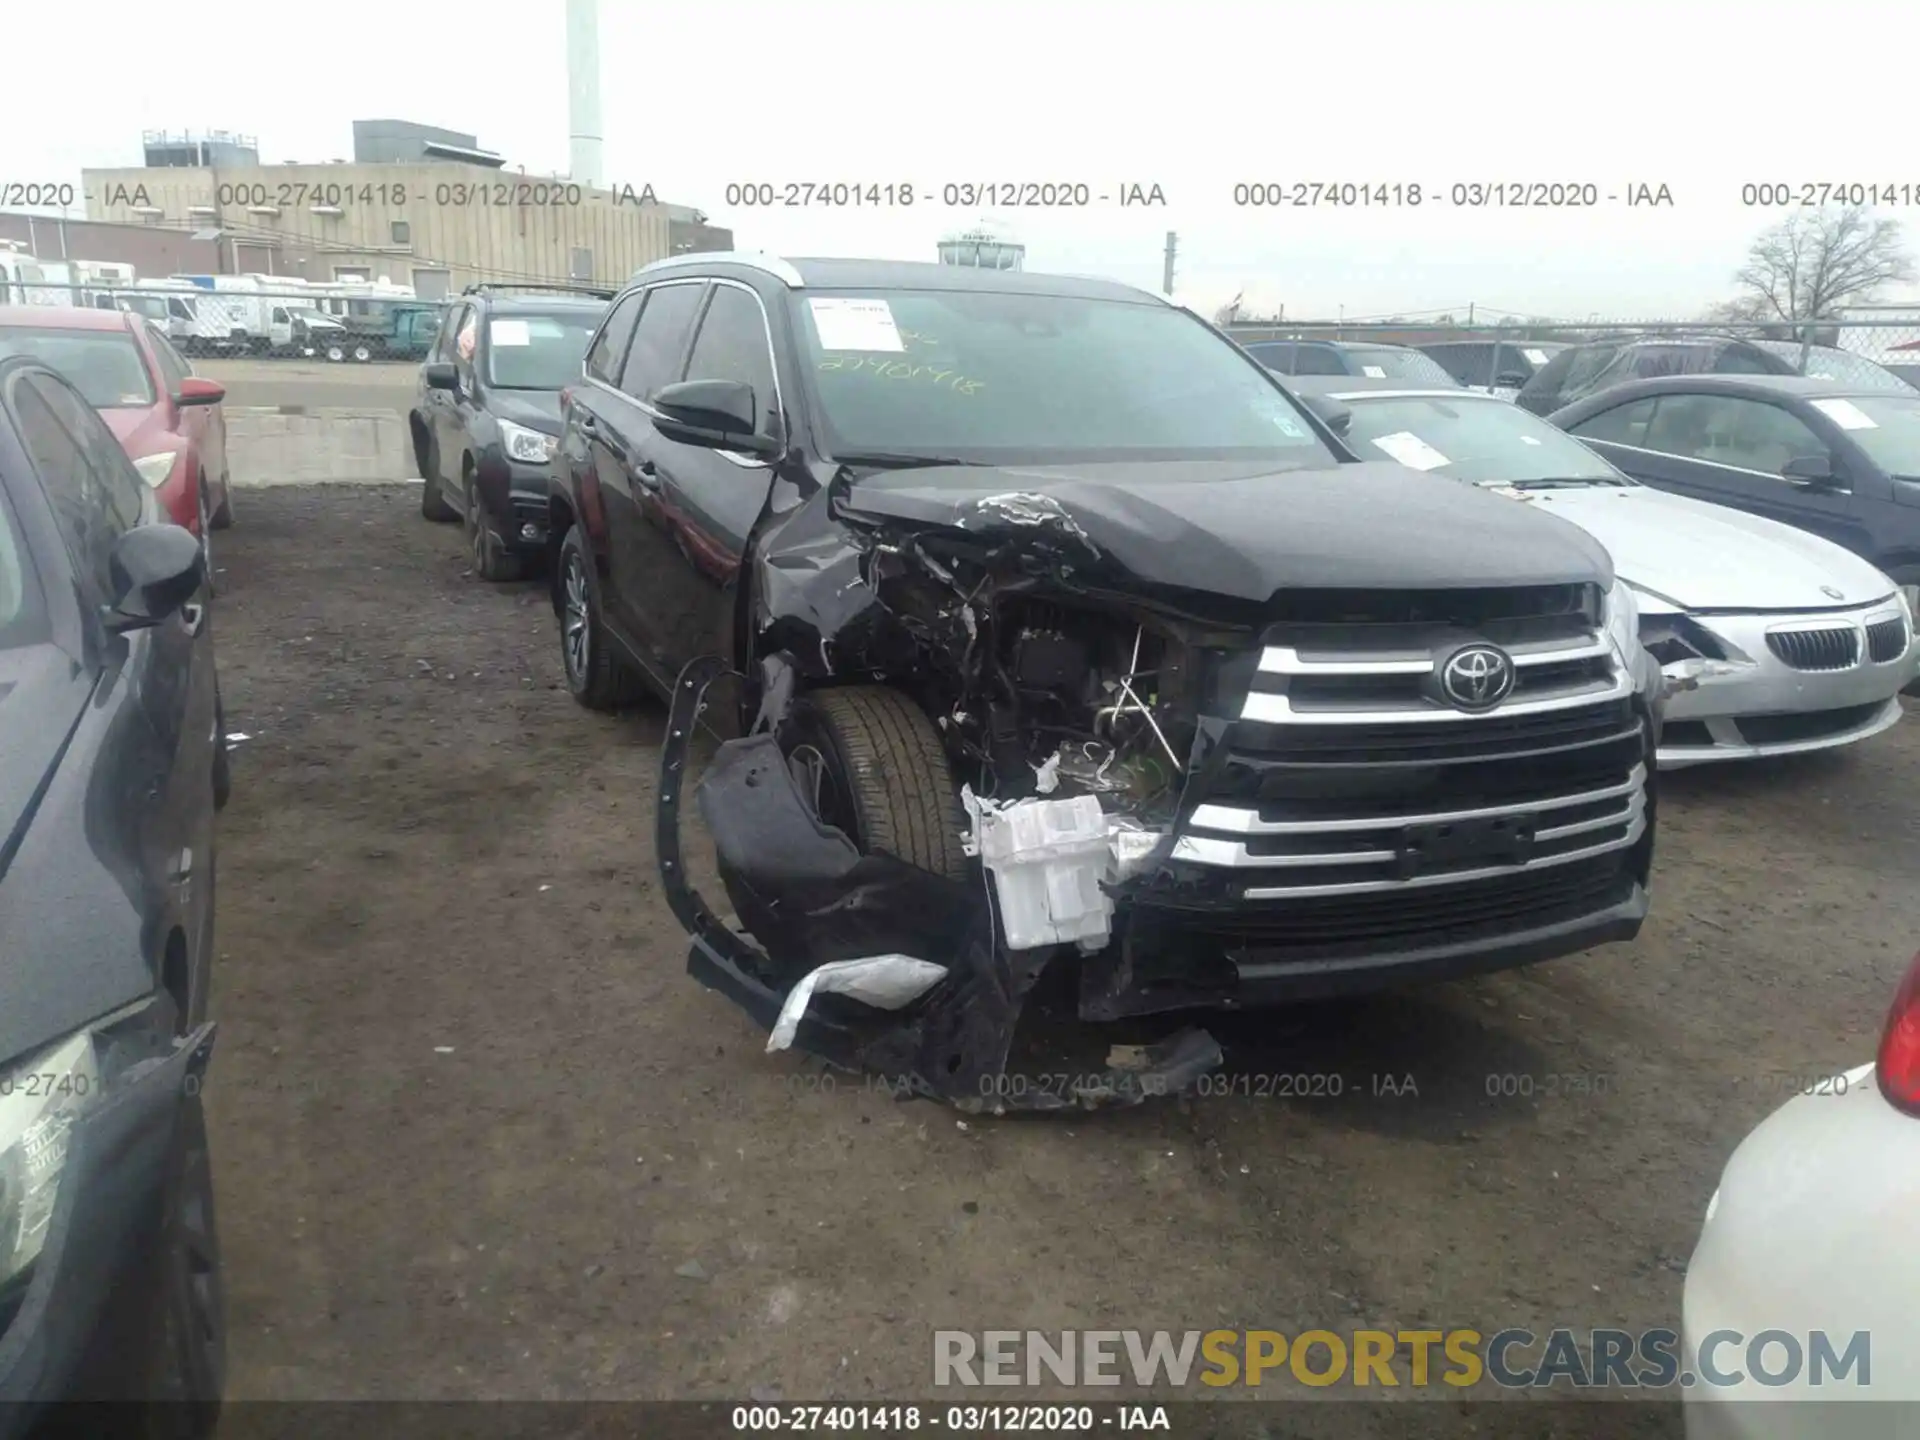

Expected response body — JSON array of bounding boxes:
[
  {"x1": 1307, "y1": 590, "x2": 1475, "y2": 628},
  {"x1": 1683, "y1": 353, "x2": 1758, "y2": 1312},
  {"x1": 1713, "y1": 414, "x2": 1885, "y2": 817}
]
[{"x1": 81, "y1": 120, "x2": 730, "y2": 296}]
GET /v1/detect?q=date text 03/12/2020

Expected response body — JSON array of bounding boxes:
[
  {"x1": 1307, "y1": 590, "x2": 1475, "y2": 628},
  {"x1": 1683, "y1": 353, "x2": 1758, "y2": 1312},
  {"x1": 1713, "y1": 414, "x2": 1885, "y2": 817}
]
[
  {"x1": 730, "y1": 1404, "x2": 1174, "y2": 1433},
  {"x1": 720, "y1": 182, "x2": 1168, "y2": 208},
  {"x1": 1229, "y1": 180, "x2": 1676, "y2": 207}
]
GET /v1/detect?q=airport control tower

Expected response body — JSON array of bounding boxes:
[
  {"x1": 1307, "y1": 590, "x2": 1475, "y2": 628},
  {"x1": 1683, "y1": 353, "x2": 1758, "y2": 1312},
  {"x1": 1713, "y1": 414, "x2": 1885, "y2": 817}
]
[{"x1": 937, "y1": 219, "x2": 1024, "y2": 271}]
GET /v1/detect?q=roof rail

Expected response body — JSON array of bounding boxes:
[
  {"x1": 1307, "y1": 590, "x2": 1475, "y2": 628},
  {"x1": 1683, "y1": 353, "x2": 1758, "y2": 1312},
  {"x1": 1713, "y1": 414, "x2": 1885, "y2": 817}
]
[
  {"x1": 461, "y1": 281, "x2": 616, "y2": 300},
  {"x1": 629, "y1": 252, "x2": 805, "y2": 288}
]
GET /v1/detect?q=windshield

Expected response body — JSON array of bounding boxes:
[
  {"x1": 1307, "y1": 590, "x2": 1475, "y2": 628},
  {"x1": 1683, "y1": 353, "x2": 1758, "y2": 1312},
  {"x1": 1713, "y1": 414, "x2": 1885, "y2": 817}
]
[
  {"x1": 486, "y1": 313, "x2": 600, "y2": 390},
  {"x1": 0, "y1": 327, "x2": 155, "y2": 407},
  {"x1": 1343, "y1": 347, "x2": 1462, "y2": 385},
  {"x1": 1812, "y1": 393, "x2": 1920, "y2": 478},
  {"x1": 1750, "y1": 341, "x2": 1919, "y2": 392},
  {"x1": 1341, "y1": 392, "x2": 1628, "y2": 487},
  {"x1": 289, "y1": 307, "x2": 333, "y2": 323},
  {"x1": 794, "y1": 288, "x2": 1335, "y2": 466}
]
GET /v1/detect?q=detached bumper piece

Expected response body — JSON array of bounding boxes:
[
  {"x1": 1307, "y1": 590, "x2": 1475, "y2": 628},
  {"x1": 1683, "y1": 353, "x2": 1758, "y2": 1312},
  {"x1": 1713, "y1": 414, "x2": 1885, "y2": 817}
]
[{"x1": 656, "y1": 659, "x2": 1222, "y2": 1112}]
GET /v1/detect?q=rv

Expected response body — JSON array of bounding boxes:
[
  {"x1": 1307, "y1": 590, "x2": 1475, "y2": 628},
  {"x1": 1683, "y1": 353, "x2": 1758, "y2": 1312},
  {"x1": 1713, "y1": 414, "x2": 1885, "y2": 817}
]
[
  {"x1": 0, "y1": 247, "x2": 76, "y2": 307},
  {"x1": 101, "y1": 278, "x2": 209, "y2": 347}
]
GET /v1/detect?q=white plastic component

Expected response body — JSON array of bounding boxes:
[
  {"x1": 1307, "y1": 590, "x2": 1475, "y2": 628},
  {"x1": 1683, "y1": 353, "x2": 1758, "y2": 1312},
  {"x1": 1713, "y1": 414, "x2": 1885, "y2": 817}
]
[
  {"x1": 971, "y1": 794, "x2": 1115, "y2": 951},
  {"x1": 766, "y1": 955, "x2": 949, "y2": 1053}
]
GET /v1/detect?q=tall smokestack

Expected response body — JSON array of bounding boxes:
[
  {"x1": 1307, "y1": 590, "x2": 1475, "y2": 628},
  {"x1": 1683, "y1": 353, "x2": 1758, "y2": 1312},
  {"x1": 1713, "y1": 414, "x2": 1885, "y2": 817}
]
[{"x1": 567, "y1": 0, "x2": 603, "y2": 190}]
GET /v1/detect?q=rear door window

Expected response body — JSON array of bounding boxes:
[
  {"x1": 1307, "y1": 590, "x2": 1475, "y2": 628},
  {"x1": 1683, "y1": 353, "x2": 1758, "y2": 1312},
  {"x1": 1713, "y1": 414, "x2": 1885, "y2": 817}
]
[{"x1": 619, "y1": 282, "x2": 705, "y2": 401}]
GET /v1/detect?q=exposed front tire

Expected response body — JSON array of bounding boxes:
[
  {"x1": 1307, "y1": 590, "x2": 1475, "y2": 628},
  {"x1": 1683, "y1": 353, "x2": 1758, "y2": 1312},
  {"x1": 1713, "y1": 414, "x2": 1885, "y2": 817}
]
[
  {"x1": 464, "y1": 470, "x2": 525, "y2": 582},
  {"x1": 558, "y1": 525, "x2": 644, "y2": 711},
  {"x1": 780, "y1": 686, "x2": 970, "y2": 880}
]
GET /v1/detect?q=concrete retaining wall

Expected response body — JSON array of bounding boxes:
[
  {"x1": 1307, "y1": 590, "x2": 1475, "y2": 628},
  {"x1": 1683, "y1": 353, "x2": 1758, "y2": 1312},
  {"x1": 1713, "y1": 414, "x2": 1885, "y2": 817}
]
[{"x1": 226, "y1": 406, "x2": 416, "y2": 486}]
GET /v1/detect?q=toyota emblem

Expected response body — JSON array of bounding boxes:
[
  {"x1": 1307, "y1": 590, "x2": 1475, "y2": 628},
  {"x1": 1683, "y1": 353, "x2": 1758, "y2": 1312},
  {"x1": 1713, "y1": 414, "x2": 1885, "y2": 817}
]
[
  {"x1": 1439, "y1": 643, "x2": 1517, "y2": 711},
  {"x1": 1821, "y1": 585, "x2": 1844, "y2": 600}
]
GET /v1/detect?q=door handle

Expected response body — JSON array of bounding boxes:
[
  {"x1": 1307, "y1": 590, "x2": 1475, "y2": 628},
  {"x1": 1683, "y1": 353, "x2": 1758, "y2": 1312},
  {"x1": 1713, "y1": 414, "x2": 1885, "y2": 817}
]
[
  {"x1": 636, "y1": 459, "x2": 660, "y2": 490},
  {"x1": 181, "y1": 602, "x2": 207, "y2": 637},
  {"x1": 576, "y1": 415, "x2": 599, "y2": 438}
]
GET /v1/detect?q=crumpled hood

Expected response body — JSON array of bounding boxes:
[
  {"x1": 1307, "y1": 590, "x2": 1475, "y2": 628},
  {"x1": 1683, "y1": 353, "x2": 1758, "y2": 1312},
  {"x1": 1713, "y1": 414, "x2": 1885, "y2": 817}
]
[
  {"x1": 839, "y1": 459, "x2": 1614, "y2": 600},
  {"x1": 1498, "y1": 485, "x2": 1894, "y2": 610},
  {"x1": 488, "y1": 389, "x2": 563, "y2": 435}
]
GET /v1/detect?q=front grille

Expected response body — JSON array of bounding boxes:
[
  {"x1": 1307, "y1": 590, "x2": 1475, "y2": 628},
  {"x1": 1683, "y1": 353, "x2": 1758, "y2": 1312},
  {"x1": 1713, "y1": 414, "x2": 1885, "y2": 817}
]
[
  {"x1": 1766, "y1": 626, "x2": 1859, "y2": 671},
  {"x1": 1165, "y1": 853, "x2": 1636, "y2": 961},
  {"x1": 1169, "y1": 613, "x2": 1650, "y2": 905},
  {"x1": 1736, "y1": 702, "x2": 1890, "y2": 746},
  {"x1": 1867, "y1": 615, "x2": 1909, "y2": 664}
]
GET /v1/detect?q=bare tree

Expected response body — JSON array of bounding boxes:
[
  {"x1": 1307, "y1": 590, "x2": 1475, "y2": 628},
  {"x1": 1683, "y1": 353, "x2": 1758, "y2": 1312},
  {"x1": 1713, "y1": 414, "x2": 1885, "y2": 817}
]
[{"x1": 1733, "y1": 206, "x2": 1915, "y2": 321}]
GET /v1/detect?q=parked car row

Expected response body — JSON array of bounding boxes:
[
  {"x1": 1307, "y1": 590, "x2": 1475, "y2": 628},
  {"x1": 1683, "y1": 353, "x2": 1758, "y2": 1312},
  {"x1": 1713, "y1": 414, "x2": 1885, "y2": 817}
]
[{"x1": 0, "y1": 313, "x2": 231, "y2": 1431}]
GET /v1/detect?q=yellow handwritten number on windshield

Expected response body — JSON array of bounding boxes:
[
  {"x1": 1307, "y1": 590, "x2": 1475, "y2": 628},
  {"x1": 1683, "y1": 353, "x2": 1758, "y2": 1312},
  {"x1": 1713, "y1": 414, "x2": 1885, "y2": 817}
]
[{"x1": 818, "y1": 356, "x2": 983, "y2": 395}]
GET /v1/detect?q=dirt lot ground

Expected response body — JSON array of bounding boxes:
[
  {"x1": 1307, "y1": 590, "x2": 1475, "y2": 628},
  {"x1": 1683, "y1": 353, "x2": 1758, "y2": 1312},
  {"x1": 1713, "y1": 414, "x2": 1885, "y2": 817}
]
[{"x1": 204, "y1": 484, "x2": 1920, "y2": 1433}]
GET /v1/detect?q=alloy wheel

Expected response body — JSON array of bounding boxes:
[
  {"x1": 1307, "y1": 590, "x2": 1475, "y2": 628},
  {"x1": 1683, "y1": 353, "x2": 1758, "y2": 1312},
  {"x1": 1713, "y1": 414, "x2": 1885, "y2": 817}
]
[
  {"x1": 197, "y1": 484, "x2": 214, "y2": 584},
  {"x1": 563, "y1": 554, "x2": 591, "y2": 679}
]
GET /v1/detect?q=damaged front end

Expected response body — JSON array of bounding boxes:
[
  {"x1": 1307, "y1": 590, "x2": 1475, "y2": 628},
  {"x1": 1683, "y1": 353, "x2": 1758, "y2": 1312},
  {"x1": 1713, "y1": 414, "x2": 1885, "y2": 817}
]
[
  {"x1": 656, "y1": 481, "x2": 1250, "y2": 1112},
  {"x1": 657, "y1": 470, "x2": 1653, "y2": 1111}
]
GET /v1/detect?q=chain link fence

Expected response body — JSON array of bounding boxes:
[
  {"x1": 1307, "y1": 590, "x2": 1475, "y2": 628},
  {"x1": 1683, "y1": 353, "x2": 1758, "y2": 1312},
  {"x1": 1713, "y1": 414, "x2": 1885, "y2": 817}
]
[{"x1": 0, "y1": 280, "x2": 505, "y2": 363}]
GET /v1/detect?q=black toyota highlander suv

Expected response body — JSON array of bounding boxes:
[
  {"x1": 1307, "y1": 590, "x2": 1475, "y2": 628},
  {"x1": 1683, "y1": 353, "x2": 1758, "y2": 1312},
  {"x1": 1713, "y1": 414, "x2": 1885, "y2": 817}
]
[
  {"x1": 548, "y1": 254, "x2": 1662, "y2": 1107},
  {"x1": 411, "y1": 284, "x2": 611, "y2": 581}
]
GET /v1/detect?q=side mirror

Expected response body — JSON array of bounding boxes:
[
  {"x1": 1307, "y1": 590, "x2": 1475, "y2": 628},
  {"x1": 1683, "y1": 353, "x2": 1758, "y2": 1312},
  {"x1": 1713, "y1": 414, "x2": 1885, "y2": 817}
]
[
  {"x1": 424, "y1": 362, "x2": 458, "y2": 390},
  {"x1": 1783, "y1": 454, "x2": 1836, "y2": 486},
  {"x1": 1296, "y1": 393, "x2": 1353, "y2": 437},
  {"x1": 104, "y1": 525, "x2": 203, "y2": 632},
  {"x1": 174, "y1": 376, "x2": 225, "y2": 407},
  {"x1": 650, "y1": 378, "x2": 780, "y2": 457}
]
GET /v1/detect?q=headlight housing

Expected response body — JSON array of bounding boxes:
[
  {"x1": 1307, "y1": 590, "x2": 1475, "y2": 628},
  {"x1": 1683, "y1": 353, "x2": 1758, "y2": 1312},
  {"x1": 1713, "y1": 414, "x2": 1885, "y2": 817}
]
[
  {"x1": 499, "y1": 420, "x2": 558, "y2": 465},
  {"x1": 131, "y1": 449, "x2": 183, "y2": 489},
  {"x1": 1601, "y1": 580, "x2": 1641, "y2": 665},
  {"x1": 0, "y1": 1033, "x2": 101, "y2": 1291}
]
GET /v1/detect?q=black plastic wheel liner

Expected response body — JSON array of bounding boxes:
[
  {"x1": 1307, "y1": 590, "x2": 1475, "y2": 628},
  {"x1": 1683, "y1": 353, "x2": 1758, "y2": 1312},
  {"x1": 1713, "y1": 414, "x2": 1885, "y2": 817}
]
[{"x1": 655, "y1": 656, "x2": 1223, "y2": 1112}]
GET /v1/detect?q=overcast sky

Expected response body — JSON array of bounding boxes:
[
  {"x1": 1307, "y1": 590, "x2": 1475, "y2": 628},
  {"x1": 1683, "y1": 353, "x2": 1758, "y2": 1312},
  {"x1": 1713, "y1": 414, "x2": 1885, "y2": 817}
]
[{"x1": 4, "y1": 0, "x2": 1917, "y2": 319}]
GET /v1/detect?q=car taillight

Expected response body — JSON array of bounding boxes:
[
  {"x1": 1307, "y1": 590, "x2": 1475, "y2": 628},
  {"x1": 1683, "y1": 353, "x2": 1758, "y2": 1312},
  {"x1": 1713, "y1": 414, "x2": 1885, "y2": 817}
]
[{"x1": 1875, "y1": 950, "x2": 1920, "y2": 1115}]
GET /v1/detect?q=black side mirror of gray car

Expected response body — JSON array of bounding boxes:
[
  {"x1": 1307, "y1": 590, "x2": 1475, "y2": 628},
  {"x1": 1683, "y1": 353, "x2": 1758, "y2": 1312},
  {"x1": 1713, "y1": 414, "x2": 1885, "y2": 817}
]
[
  {"x1": 105, "y1": 524, "x2": 204, "y2": 632},
  {"x1": 424, "y1": 362, "x2": 458, "y2": 390},
  {"x1": 1296, "y1": 393, "x2": 1354, "y2": 437},
  {"x1": 1782, "y1": 453, "x2": 1837, "y2": 486},
  {"x1": 650, "y1": 379, "x2": 781, "y2": 457}
]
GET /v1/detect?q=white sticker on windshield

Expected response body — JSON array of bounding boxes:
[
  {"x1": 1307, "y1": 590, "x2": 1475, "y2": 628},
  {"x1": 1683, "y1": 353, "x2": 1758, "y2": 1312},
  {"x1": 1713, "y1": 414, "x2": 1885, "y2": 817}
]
[
  {"x1": 808, "y1": 297, "x2": 905, "y2": 353},
  {"x1": 490, "y1": 319, "x2": 532, "y2": 347},
  {"x1": 1811, "y1": 398, "x2": 1878, "y2": 430},
  {"x1": 1523, "y1": 348, "x2": 1551, "y2": 365},
  {"x1": 1520, "y1": 435, "x2": 1542, "y2": 445},
  {"x1": 1370, "y1": 430, "x2": 1452, "y2": 471},
  {"x1": 1361, "y1": 365, "x2": 1388, "y2": 377}
]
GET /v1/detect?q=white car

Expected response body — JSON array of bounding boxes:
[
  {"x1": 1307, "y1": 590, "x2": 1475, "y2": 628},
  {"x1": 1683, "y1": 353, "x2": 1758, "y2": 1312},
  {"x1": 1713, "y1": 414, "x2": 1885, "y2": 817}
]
[
  {"x1": 1681, "y1": 950, "x2": 1920, "y2": 1437},
  {"x1": 1285, "y1": 378, "x2": 1920, "y2": 768}
]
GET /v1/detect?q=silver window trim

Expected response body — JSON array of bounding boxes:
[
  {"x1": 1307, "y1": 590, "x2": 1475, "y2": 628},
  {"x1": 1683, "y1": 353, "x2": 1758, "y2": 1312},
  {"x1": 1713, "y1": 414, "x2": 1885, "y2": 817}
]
[
  {"x1": 585, "y1": 276, "x2": 787, "y2": 472},
  {"x1": 1583, "y1": 436, "x2": 1837, "y2": 486},
  {"x1": 631, "y1": 252, "x2": 804, "y2": 289}
]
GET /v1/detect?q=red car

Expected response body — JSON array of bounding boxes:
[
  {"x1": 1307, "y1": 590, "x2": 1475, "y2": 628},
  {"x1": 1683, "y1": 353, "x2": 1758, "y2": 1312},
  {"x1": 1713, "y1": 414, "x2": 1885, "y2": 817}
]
[{"x1": 0, "y1": 304, "x2": 232, "y2": 575}]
